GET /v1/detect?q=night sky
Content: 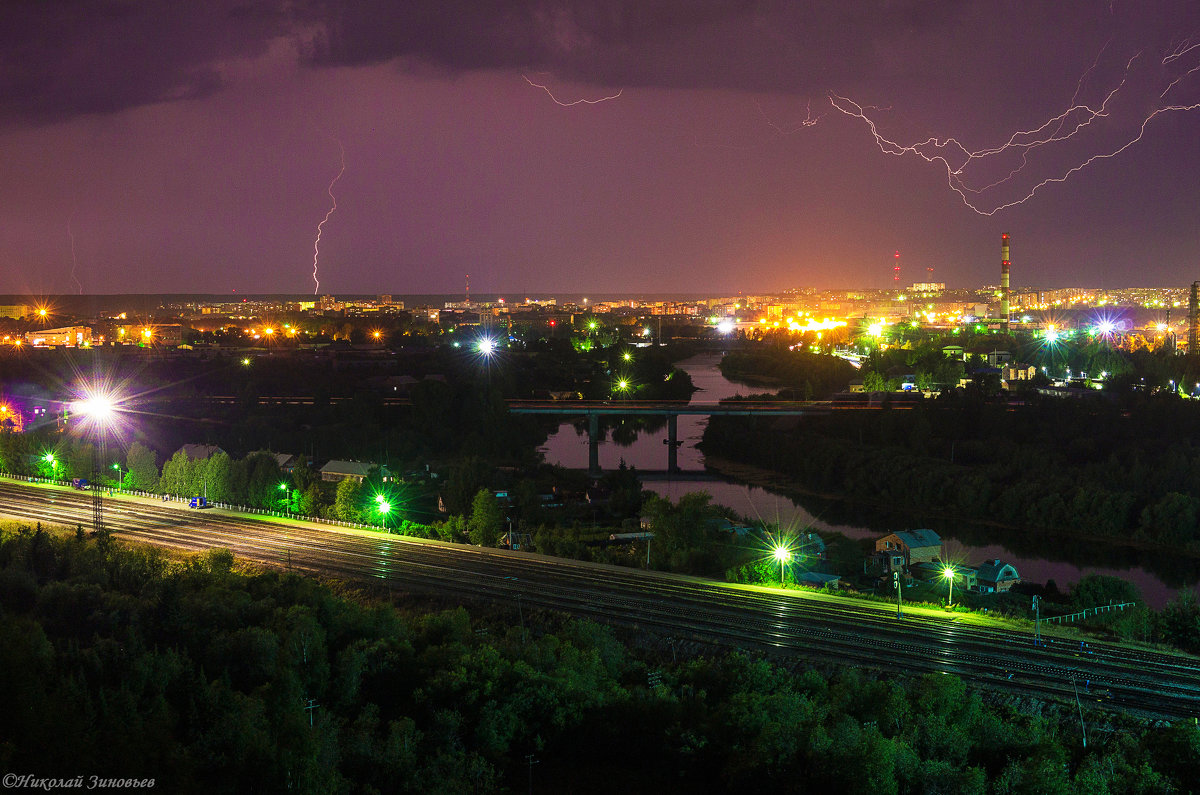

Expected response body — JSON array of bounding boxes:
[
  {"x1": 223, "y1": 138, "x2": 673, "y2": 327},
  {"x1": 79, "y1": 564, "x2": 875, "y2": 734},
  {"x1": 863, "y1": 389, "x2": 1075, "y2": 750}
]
[{"x1": 2, "y1": 1, "x2": 1199, "y2": 296}]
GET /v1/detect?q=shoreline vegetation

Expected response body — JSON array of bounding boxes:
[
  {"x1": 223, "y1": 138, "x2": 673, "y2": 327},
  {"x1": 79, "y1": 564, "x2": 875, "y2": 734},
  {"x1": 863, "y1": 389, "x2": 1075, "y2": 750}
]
[{"x1": 699, "y1": 454, "x2": 1200, "y2": 565}]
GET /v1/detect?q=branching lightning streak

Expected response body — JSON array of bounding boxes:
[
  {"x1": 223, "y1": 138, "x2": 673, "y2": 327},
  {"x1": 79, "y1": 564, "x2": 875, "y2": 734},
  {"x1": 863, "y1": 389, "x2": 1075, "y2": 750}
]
[
  {"x1": 755, "y1": 98, "x2": 823, "y2": 134},
  {"x1": 522, "y1": 75, "x2": 623, "y2": 106},
  {"x1": 67, "y1": 217, "x2": 82, "y2": 295},
  {"x1": 312, "y1": 137, "x2": 345, "y2": 295},
  {"x1": 830, "y1": 42, "x2": 1200, "y2": 216}
]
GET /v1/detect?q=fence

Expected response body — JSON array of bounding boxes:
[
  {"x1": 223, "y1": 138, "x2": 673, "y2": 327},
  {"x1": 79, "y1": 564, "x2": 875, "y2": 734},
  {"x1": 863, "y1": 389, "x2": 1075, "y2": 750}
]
[{"x1": 0, "y1": 472, "x2": 391, "y2": 533}]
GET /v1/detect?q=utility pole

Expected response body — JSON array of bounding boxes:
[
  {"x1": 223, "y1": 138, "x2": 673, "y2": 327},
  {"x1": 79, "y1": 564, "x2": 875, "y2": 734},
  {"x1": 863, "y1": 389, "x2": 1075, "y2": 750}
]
[
  {"x1": 894, "y1": 571, "x2": 903, "y2": 618},
  {"x1": 1071, "y1": 677, "x2": 1087, "y2": 748},
  {"x1": 1033, "y1": 595, "x2": 1042, "y2": 646},
  {"x1": 525, "y1": 754, "x2": 539, "y2": 795},
  {"x1": 517, "y1": 593, "x2": 526, "y2": 646},
  {"x1": 304, "y1": 698, "x2": 319, "y2": 727}
]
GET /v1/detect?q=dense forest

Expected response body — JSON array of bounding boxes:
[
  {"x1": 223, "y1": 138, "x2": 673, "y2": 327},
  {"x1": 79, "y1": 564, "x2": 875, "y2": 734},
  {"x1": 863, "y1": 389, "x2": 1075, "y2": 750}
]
[
  {"x1": 2, "y1": 524, "x2": 1198, "y2": 794},
  {"x1": 704, "y1": 390, "x2": 1200, "y2": 558}
]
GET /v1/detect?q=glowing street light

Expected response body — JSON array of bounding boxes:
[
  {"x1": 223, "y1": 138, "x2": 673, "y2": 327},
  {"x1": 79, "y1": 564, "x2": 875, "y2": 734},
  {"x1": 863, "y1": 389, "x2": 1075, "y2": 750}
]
[
  {"x1": 375, "y1": 493, "x2": 392, "y2": 527},
  {"x1": 111, "y1": 462, "x2": 124, "y2": 489},
  {"x1": 71, "y1": 383, "x2": 126, "y2": 533},
  {"x1": 477, "y1": 337, "x2": 497, "y2": 356},
  {"x1": 943, "y1": 566, "x2": 956, "y2": 606},
  {"x1": 773, "y1": 546, "x2": 791, "y2": 587}
]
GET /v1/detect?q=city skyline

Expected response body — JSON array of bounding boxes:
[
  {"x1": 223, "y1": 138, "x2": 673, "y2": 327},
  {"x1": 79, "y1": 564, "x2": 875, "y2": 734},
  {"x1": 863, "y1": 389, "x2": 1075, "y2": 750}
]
[{"x1": 2, "y1": 1, "x2": 1200, "y2": 295}]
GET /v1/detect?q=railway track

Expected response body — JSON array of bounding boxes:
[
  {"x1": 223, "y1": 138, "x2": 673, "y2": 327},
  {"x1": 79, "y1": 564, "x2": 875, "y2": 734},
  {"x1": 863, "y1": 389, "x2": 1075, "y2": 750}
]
[{"x1": 2, "y1": 478, "x2": 1197, "y2": 719}]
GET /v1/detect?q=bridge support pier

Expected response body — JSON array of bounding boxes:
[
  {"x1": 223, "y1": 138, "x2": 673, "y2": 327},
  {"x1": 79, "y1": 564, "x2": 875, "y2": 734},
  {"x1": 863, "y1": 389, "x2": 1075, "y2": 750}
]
[{"x1": 588, "y1": 412, "x2": 601, "y2": 479}]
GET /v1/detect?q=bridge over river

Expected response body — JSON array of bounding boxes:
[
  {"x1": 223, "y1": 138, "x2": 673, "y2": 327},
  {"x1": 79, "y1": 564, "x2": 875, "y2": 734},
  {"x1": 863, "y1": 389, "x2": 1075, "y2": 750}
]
[{"x1": 508, "y1": 400, "x2": 831, "y2": 476}]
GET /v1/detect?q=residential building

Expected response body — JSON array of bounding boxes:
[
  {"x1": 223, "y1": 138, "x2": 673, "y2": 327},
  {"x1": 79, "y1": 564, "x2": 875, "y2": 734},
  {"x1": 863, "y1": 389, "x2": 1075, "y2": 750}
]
[
  {"x1": 874, "y1": 529, "x2": 942, "y2": 573},
  {"x1": 174, "y1": 444, "x2": 226, "y2": 460},
  {"x1": 974, "y1": 559, "x2": 1021, "y2": 592}
]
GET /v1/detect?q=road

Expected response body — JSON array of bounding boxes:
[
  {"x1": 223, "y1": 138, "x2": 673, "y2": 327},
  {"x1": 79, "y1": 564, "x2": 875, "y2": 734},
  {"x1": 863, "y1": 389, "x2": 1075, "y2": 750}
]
[{"x1": 2, "y1": 477, "x2": 1197, "y2": 720}]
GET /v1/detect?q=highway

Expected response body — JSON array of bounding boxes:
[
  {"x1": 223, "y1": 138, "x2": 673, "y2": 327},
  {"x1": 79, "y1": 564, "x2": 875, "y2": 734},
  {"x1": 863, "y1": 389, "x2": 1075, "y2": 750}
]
[{"x1": 2, "y1": 477, "x2": 1198, "y2": 720}]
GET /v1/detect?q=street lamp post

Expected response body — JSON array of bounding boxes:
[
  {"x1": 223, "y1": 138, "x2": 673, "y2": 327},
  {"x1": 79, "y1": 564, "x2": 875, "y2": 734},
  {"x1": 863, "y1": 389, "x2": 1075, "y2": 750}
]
[
  {"x1": 111, "y1": 462, "x2": 124, "y2": 490},
  {"x1": 73, "y1": 389, "x2": 118, "y2": 534},
  {"x1": 773, "y1": 546, "x2": 791, "y2": 587},
  {"x1": 893, "y1": 571, "x2": 903, "y2": 618},
  {"x1": 278, "y1": 482, "x2": 292, "y2": 513},
  {"x1": 943, "y1": 566, "x2": 956, "y2": 607},
  {"x1": 375, "y1": 493, "x2": 391, "y2": 529}
]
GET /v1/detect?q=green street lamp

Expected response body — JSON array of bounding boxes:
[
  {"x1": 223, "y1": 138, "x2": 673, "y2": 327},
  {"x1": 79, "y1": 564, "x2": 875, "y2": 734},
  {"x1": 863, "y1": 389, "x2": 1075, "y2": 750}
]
[
  {"x1": 111, "y1": 462, "x2": 124, "y2": 489},
  {"x1": 278, "y1": 482, "x2": 292, "y2": 512},
  {"x1": 375, "y1": 495, "x2": 392, "y2": 528},
  {"x1": 943, "y1": 566, "x2": 956, "y2": 606},
  {"x1": 773, "y1": 546, "x2": 791, "y2": 587}
]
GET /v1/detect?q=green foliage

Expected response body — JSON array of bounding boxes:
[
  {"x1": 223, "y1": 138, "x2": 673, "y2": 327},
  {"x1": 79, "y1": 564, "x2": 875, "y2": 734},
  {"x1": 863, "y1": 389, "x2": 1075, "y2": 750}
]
[
  {"x1": 0, "y1": 527, "x2": 1195, "y2": 793},
  {"x1": 467, "y1": 489, "x2": 504, "y2": 547},
  {"x1": 1157, "y1": 591, "x2": 1200, "y2": 653},
  {"x1": 125, "y1": 441, "x2": 159, "y2": 491},
  {"x1": 334, "y1": 477, "x2": 364, "y2": 522}
]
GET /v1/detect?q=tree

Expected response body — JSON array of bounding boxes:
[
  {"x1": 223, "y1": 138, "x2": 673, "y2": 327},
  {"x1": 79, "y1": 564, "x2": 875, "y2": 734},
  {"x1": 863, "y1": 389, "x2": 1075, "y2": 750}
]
[
  {"x1": 125, "y1": 442, "x2": 159, "y2": 491},
  {"x1": 204, "y1": 452, "x2": 234, "y2": 503},
  {"x1": 443, "y1": 458, "x2": 492, "y2": 516},
  {"x1": 1157, "y1": 592, "x2": 1200, "y2": 653},
  {"x1": 1071, "y1": 574, "x2": 1141, "y2": 610},
  {"x1": 468, "y1": 489, "x2": 504, "y2": 547},
  {"x1": 335, "y1": 478, "x2": 364, "y2": 522},
  {"x1": 159, "y1": 450, "x2": 195, "y2": 497}
]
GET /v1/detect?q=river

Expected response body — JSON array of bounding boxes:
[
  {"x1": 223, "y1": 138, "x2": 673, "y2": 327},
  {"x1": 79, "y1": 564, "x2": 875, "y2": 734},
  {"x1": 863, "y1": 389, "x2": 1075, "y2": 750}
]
[{"x1": 539, "y1": 353, "x2": 1199, "y2": 609}]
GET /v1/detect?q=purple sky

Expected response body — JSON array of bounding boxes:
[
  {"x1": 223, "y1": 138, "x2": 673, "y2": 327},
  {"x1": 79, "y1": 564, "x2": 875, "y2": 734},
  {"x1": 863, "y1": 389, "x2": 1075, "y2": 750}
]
[{"x1": 2, "y1": 1, "x2": 1199, "y2": 296}]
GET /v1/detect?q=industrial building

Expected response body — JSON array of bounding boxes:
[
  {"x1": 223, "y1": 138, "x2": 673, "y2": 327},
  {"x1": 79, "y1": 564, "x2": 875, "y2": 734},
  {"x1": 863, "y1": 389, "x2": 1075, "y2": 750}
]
[{"x1": 23, "y1": 326, "x2": 93, "y2": 347}]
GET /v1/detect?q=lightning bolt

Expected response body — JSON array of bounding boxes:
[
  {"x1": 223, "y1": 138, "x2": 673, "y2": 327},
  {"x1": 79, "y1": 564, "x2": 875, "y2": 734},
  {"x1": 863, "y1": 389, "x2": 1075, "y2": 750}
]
[
  {"x1": 830, "y1": 39, "x2": 1200, "y2": 216},
  {"x1": 755, "y1": 98, "x2": 824, "y2": 135},
  {"x1": 312, "y1": 137, "x2": 345, "y2": 295},
  {"x1": 67, "y1": 217, "x2": 82, "y2": 295},
  {"x1": 522, "y1": 74, "x2": 623, "y2": 106}
]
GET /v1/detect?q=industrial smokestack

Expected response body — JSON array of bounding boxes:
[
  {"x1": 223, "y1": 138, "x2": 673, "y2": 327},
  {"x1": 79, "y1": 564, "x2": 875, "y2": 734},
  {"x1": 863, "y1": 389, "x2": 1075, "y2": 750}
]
[
  {"x1": 1000, "y1": 233, "x2": 1011, "y2": 329},
  {"x1": 1189, "y1": 281, "x2": 1199, "y2": 354}
]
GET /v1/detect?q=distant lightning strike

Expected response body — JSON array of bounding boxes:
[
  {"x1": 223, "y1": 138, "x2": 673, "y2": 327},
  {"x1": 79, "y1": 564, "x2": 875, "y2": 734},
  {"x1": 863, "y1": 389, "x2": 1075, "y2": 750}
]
[
  {"x1": 522, "y1": 75, "x2": 623, "y2": 106},
  {"x1": 830, "y1": 40, "x2": 1200, "y2": 216},
  {"x1": 755, "y1": 98, "x2": 823, "y2": 135},
  {"x1": 312, "y1": 137, "x2": 345, "y2": 295}
]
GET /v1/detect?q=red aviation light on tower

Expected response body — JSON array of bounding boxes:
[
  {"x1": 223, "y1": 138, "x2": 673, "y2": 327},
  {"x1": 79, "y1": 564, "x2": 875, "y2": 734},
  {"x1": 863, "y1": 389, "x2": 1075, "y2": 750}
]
[{"x1": 893, "y1": 250, "x2": 901, "y2": 283}]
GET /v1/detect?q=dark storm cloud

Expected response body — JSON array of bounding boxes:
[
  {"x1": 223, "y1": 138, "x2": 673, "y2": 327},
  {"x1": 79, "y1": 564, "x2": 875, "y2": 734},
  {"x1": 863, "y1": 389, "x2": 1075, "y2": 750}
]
[
  {"x1": 0, "y1": 0, "x2": 992, "y2": 124},
  {"x1": 0, "y1": 0, "x2": 291, "y2": 123},
  {"x1": 299, "y1": 0, "x2": 966, "y2": 91},
  {"x1": 2, "y1": 1, "x2": 1196, "y2": 123}
]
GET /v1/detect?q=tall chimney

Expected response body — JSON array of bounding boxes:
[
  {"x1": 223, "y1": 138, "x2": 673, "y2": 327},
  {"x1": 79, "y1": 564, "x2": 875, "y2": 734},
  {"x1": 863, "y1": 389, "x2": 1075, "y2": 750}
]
[
  {"x1": 1189, "y1": 281, "x2": 1199, "y2": 353},
  {"x1": 1000, "y1": 233, "x2": 1011, "y2": 329}
]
